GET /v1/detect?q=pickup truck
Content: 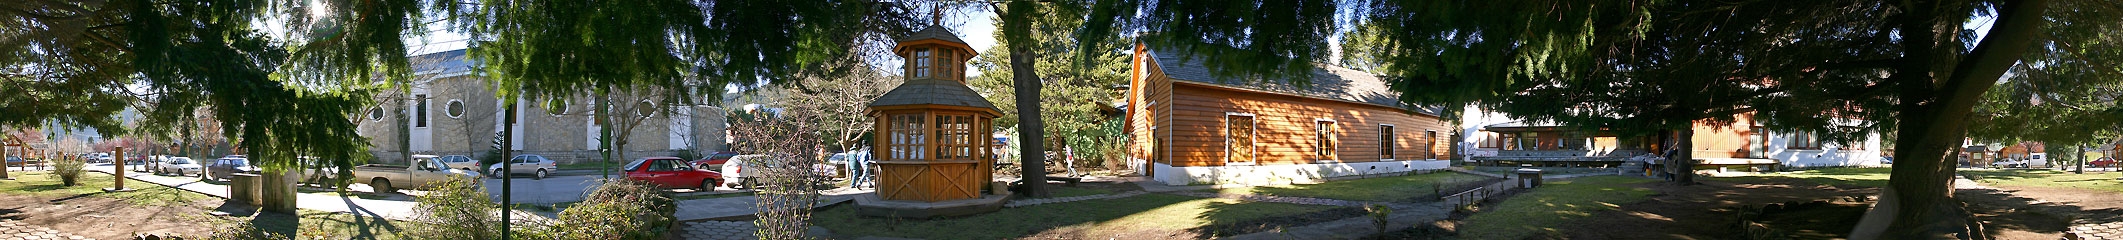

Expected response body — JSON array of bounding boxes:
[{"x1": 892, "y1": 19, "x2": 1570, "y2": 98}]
[{"x1": 352, "y1": 157, "x2": 483, "y2": 193}]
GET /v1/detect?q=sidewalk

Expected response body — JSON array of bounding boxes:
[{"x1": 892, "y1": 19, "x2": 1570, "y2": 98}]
[
  {"x1": 88, "y1": 166, "x2": 542, "y2": 222},
  {"x1": 673, "y1": 187, "x2": 871, "y2": 221}
]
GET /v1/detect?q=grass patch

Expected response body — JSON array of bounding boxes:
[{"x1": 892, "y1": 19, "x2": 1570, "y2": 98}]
[
  {"x1": 673, "y1": 191, "x2": 755, "y2": 201},
  {"x1": 1050, "y1": 186, "x2": 1113, "y2": 198},
  {"x1": 1458, "y1": 176, "x2": 1658, "y2": 239},
  {"x1": 290, "y1": 210, "x2": 413, "y2": 239},
  {"x1": 815, "y1": 193, "x2": 1343, "y2": 239},
  {"x1": 1715, "y1": 167, "x2": 1892, "y2": 188},
  {"x1": 0, "y1": 171, "x2": 206, "y2": 206},
  {"x1": 1201, "y1": 171, "x2": 1488, "y2": 202},
  {"x1": 1963, "y1": 169, "x2": 2123, "y2": 193}
]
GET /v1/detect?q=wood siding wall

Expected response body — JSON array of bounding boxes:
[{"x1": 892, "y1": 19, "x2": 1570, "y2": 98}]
[
  {"x1": 1690, "y1": 113, "x2": 1760, "y2": 158},
  {"x1": 1159, "y1": 83, "x2": 1449, "y2": 167},
  {"x1": 1127, "y1": 45, "x2": 1177, "y2": 168}
]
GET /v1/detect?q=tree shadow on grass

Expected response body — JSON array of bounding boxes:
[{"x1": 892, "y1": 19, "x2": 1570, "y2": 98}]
[
  {"x1": 1187, "y1": 199, "x2": 1366, "y2": 238},
  {"x1": 1954, "y1": 187, "x2": 2119, "y2": 237}
]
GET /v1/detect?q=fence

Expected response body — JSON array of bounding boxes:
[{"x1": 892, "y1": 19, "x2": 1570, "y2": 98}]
[{"x1": 1440, "y1": 178, "x2": 1518, "y2": 210}]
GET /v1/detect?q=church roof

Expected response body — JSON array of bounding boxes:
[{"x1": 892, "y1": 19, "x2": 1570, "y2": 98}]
[{"x1": 868, "y1": 79, "x2": 999, "y2": 113}]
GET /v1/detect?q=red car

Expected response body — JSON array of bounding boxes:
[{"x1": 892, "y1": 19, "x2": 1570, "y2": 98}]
[
  {"x1": 625, "y1": 157, "x2": 724, "y2": 191},
  {"x1": 690, "y1": 151, "x2": 740, "y2": 169},
  {"x1": 2092, "y1": 157, "x2": 2116, "y2": 168}
]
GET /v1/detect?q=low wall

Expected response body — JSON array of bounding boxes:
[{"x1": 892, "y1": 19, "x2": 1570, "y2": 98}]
[{"x1": 1150, "y1": 160, "x2": 1453, "y2": 186}]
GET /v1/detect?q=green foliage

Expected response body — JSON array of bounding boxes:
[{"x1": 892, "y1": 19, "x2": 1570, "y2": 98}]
[
  {"x1": 1130, "y1": 0, "x2": 1340, "y2": 83},
  {"x1": 531, "y1": 179, "x2": 676, "y2": 239},
  {"x1": 411, "y1": 176, "x2": 504, "y2": 240},
  {"x1": 967, "y1": 17, "x2": 1129, "y2": 168},
  {"x1": 52, "y1": 155, "x2": 87, "y2": 186}
]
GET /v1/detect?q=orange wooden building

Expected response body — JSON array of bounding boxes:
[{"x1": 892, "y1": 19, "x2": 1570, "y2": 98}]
[{"x1": 1126, "y1": 44, "x2": 1453, "y2": 186}]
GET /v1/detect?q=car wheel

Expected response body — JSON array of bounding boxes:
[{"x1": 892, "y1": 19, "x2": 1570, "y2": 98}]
[
  {"x1": 373, "y1": 178, "x2": 395, "y2": 194},
  {"x1": 698, "y1": 179, "x2": 716, "y2": 192},
  {"x1": 534, "y1": 169, "x2": 547, "y2": 180},
  {"x1": 491, "y1": 169, "x2": 505, "y2": 179}
]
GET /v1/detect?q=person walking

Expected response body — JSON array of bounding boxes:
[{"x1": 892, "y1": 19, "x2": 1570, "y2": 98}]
[{"x1": 848, "y1": 146, "x2": 871, "y2": 189}]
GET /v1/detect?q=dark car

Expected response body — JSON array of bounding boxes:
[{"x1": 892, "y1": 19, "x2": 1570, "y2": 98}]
[
  {"x1": 690, "y1": 151, "x2": 741, "y2": 169},
  {"x1": 2093, "y1": 157, "x2": 2116, "y2": 168},
  {"x1": 203, "y1": 157, "x2": 260, "y2": 181},
  {"x1": 626, "y1": 157, "x2": 724, "y2": 191}
]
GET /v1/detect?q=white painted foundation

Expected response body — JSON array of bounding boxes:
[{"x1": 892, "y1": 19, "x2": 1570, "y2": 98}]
[{"x1": 1151, "y1": 160, "x2": 1453, "y2": 186}]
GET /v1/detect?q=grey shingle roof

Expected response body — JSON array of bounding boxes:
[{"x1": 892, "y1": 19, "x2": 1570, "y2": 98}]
[
  {"x1": 868, "y1": 79, "x2": 999, "y2": 112},
  {"x1": 410, "y1": 49, "x2": 477, "y2": 75},
  {"x1": 898, "y1": 25, "x2": 967, "y2": 44},
  {"x1": 1144, "y1": 48, "x2": 1442, "y2": 116}
]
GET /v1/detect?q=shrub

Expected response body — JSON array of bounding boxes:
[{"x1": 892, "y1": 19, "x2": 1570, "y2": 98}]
[
  {"x1": 534, "y1": 179, "x2": 675, "y2": 239},
  {"x1": 411, "y1": 176, "x2": 504, "y2": 239},
  {"x1": 52, "y1": 156, "x2": 87, "y2": 186}
]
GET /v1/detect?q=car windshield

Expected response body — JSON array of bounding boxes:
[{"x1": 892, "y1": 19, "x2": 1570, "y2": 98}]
[
  {"x1": 623, "y1": 159, "x2": 649, "y2": 172},
  {"x1": 225, "y1": 159, "x2": 249, "y2": 166}
]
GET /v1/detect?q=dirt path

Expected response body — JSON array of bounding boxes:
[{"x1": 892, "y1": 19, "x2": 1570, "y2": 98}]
[
  {"x1": 0, "y1": 194, "x2": 250, "y2": 239},
  {"x1": 1958, "y1": 183, "x2": 2123, "y2": 240}
]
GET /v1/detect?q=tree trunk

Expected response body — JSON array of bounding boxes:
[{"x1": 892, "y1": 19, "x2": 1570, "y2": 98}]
[
  {"x1": 600, "y1": 94, "x2": 614, "y2": 179},
  {"x1": 1000, "y1": 1, "x2": 1050, "y2": 198},
  {"x1": 399, "y1": 89, "x2": 412, "y2": 164},
  {"x1": 1852, "y1": 0, "x2": 2050, "y2": 238},
  {"x1": 499, "y1": 98, "x2": 517, "y2": 240},
  {"x1": 1672, "y1": 128, "x2": 1696, "y2": 184}
]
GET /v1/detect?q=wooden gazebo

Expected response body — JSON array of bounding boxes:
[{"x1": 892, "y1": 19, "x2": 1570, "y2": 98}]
[{"x1": 867, "y1": 25, "x2": 999, "y2": 202}]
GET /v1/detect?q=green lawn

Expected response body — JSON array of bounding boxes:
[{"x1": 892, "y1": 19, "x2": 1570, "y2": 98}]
[
  {"x1": 1050, "y1": 186, "x2": 1114, "y2": 198},
  {"x1": 1458, "y1": 176, "x2": 1659, "y2": 239},
  {"x1": 1715, "y1": 167, "x2": 1893, "y2": 188},
  {"x1": 0, "y1": 171, "x2": 207, "y2": 206},
  {"x1": 1962, "y1": 169, "x2": 2123, "y2": 193},
  {"x1": 1200, "y1": 171, "x2": 1489, "y2": 202},
  {"x1": 815, "y1": 193, "x2": 1347, "y2": 239}
]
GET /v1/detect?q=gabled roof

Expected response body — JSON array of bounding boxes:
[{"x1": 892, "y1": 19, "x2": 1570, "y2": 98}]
[
  {"x1": 868, "y1": 79, "x2": 999, "y2": 113},
  {"x1": 1142, "y1": 48, "x2": 1442, "y2": 116},
  {"x1": 410, "y1": 49, "x2": 478, "y2": 78}
]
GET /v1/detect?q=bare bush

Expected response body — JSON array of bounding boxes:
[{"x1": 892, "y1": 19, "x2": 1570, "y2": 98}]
[{"x1": 730, "y1": 106, "x2": 828, "y2": 239}]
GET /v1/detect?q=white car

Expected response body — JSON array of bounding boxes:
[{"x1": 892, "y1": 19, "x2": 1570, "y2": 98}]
[
  {"x1": 721, "y1": 154, "x2": 836, "y2": 189},
  {"x1": 1991, "y1": 159, "x2": 2028, "y2": 168},
  {"x1": 155, "y1": 157, "x2": 204, "y2": 176},
  {"x1": 488, "y1": 154, "x2": 557, "y2": 179}
]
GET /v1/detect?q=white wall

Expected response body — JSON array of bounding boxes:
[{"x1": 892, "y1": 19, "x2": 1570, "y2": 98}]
[
  {"x1": 1150, "y1": 160, "x2": 1453, "y2": 186},
  {"x1": 1456, "y1": 105, "x2": 1515, "y2": 158},
  {"x1": 1764, "y1": 131, "x2": 1884, "y2": 167}
]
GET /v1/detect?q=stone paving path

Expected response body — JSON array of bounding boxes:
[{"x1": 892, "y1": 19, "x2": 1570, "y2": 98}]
[
  {"x1": 0, "y1": 221, "x2": 89, "y2": 240},
  {"x1": 1003, "y1": 191, "x2": 1146, "y2": 208},
  {"x1": 674, "y1": 221, "x2": 831, "y2": 240}
]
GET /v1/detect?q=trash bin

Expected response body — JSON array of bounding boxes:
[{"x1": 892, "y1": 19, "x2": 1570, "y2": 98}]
[{"x1": 1515, "y1": 168, "x2": 1543, "y2": 188}]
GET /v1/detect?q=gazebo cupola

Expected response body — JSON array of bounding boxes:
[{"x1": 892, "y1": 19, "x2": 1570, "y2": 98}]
[{"x1": 866, "y1": 25, "x2": 1001, "y2": 202}]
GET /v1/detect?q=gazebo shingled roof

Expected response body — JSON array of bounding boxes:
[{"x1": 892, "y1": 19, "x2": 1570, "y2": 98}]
[
  {"x1": 898, "y1": 26, "x2": 968, "y2": 44},
  {"x1": 868, "y1": 78, "x2": 998, "y2": 111}
]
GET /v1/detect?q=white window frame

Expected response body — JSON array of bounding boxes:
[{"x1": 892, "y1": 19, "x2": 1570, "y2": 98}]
[
  {"x1": 367, "y1": 107, "x2": 385, "y2": 122},
  {"x1": 1315, "y1": 118, "x2": 1338, "y2": 162},
  {"x1": 446, "y1": 99, "x2": 466, "y2": 119},
  {"x1": 1379, "y1": 124, "x2": 1396, "y2": 161},
  {"x1": 414, "y1": 94, "x2": 430, "y2": 129},
  {"x1": 1224, "y1": 112, "x2": 1258, "y2": 166}
]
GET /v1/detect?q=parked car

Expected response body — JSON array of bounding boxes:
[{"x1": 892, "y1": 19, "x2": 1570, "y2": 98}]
[
  {"x1": 690, "y1": 151, "x2": 740, "y2": 170},
  {"x1": 353, "y1": 157, "x2": 482, "y2": 193},
  {"x1": 155, "y1": 157, "x2": 204, "y2": 176},
  {"x1": 488, "y1": 154, "x2": 558, "y2": 179},
  {"x1": 624, "y1": 157, "x2": 724, "y2": 191},
  {"x1": 203, "y1": 157, "x2": 260, "y2": 181},
  {"x1": 720, "y1": 154, "x2": 836, "y2": 189},
  {"x1": 1881, "y1": 156, "x2": 1894, "y2": 164},
  {"x1": 5, "y1": 156, "x2": 23, "y2": 167},
  {"x1": 437, "y1": 155, "x2": 480, "y2": 171},
  {"x1": 2092, "y1": 157, "x2": 2116, "y2": 168},
  {"x1": 1991, "y1": 159, "x2": 2028, "y2": 168}
]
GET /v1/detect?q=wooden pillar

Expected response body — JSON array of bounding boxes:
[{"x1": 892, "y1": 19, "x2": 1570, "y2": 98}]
[{"x1": 106, "y1": 146, "x2": 129, "y2": 192}]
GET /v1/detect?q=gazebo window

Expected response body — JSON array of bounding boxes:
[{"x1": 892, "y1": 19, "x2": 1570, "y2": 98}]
[
  {"x1": 935, "y1": 114, "x2": 975, "y2": 160},
  {"x1": 890, "y1": 114, "x2": 928, "y2": 160},
  {"x1": 913, "y1": 48, "x2": 932, "y2": 78}
]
